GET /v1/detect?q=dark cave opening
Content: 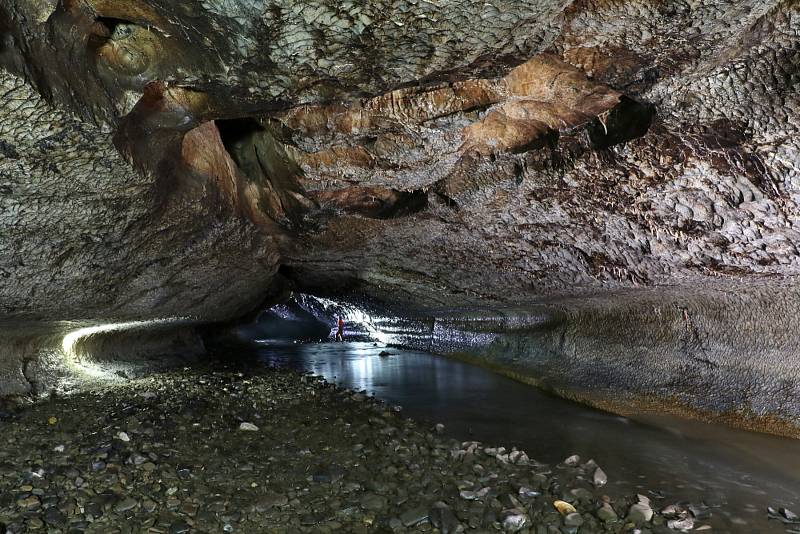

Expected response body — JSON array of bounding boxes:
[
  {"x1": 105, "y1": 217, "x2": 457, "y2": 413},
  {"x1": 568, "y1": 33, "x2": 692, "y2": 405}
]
[
  {"x1": 0, "y1": 9, "x2": 11, "y2": 55},
  {"x1": 587, "y1": 96, "x2": 655, "y2": 149},
  {"x1": 215, "y1": 117, "x2": 312, "y2": 223},
  {"x1": 88, "y1": 17, "x2": 137, "y2": 47},
  {"x1": 216, "y1": 117, "x2": 265, "y2": 155}
]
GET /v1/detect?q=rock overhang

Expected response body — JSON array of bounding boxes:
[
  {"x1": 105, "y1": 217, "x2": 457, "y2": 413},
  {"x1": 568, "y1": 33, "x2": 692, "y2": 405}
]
[{"x1": 0, "y1": 0, "x2": 799, "y2": 434}]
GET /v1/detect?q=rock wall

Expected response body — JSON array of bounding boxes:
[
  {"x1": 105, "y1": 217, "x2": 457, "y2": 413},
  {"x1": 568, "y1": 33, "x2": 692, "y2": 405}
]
[
  {"x1": 0, "y1": 320, "x2": 205, "y2": 399},
  {"x1": 0, "y1": 70, "x2": 281, "y2": 324},
  {"x1": 0, "y1": 327, "x2": 65, "y2": 399},
  {"x1": 379, "y1": 280, "x2": 800, "y2": 438}
]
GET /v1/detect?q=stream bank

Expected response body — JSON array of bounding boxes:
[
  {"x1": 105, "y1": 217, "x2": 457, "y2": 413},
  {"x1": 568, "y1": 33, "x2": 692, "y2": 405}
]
[{"x1": 0, "y1": 358, "x2": 749, "y2": 534}]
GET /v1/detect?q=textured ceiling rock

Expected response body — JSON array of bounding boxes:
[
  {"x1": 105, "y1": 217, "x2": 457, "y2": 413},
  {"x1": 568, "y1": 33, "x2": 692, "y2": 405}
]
[
  {"x1": 276, "y1": 54, "x2": 623, "y2": 197},
  {"x1": 0, "y1": 70, "x2": 280, "y2": 323},
  {"x1": 2, "y1": 0, "x2": 570, "y2": 123},
  {"x1": 282, "y1": 1, "x2": 800, "y2": 306},
  {"x1": 0, "y1": 0, "x2": 797, "y2": 310}
]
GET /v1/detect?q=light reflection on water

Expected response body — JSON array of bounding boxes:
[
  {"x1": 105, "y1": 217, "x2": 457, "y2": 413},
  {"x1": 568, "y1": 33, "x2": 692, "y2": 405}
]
[{"x1": 250, "y1": 341, "x2": 800, "y2": 533}]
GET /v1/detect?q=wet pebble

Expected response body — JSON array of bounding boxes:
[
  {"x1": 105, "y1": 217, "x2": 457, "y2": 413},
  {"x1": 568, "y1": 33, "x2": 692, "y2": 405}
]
[
  {"x1": 564, "y1": 512, "x2": 584, "y2": 527},
  {"x1": 628, "y1": 502, "x2": 655, "y2": 524},
  {"x1": 502, "y1": 508, "x2": 531, "y2": 531},
  {"x1": 597, "y1": 502, "x2": 618, "y2": 522},
  {"x1": 430, "y1": 501, "x2": 462, "y2": 533},
  {"x1": 400, "y1": 506, "x2": 429, "y2": 527},
  {"x1": 0, "y1": 364, "x2": 718, "y2": 534},
  {"x1": 360, "y1": 493, "x2": 387, "y2": 511},
  {"x1": 114, "y1": 497, "x2": 138, "y2": 512},
  {"x1": 593, "y1": 466, "x2": 608, "y2": 487},
  {"x1": 668, "y1": 515, "x2": 695, "y2": 530}
]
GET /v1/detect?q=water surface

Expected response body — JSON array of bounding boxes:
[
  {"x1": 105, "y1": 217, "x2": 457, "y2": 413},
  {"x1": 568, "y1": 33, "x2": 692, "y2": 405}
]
[{"x1": 240, "y1": 340, "x2": 800, "y2": 533}]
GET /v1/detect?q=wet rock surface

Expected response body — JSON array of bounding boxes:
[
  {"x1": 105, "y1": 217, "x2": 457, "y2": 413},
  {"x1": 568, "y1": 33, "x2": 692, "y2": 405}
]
[
  {"x1": 0, "y1": 362, "x2": 761, "y2": 534},
  {"x1": 369, "y1": 281, "x2": 800, "y2": 438}
]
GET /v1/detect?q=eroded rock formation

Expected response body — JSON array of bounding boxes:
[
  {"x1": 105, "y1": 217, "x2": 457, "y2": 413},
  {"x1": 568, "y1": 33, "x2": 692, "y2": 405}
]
[{"x1": 1, "y1": 0, "x2": 799, "y2": 435}]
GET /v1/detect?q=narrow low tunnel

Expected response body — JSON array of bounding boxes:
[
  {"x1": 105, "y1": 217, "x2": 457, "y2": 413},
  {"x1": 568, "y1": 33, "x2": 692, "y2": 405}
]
[{"x1": 2, "y1": 0, "x2": 800, "y2": 532}]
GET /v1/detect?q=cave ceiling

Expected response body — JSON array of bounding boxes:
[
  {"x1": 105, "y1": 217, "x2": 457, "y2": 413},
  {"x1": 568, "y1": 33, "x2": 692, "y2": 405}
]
[{"x1": 1, "y1": 0, "x2": 798, "y2": 319}]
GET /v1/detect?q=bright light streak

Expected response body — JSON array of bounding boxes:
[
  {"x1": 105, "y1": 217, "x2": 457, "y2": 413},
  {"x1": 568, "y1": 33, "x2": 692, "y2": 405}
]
[
  {"x1": 305, "y1": 296, "x2": 397, "y2": 344},
  {"x1": 61, "y1": 318, "x2": 191, "y2": 380},
  {"x1": 62, "y1": 321, "x2": 148, "y2": 356}
]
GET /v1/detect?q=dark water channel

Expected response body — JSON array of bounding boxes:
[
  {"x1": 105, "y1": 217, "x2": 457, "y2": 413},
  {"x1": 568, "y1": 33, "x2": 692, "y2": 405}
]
[{"x1": 241, "y1": 340, "x2": 800, "y2": 533}]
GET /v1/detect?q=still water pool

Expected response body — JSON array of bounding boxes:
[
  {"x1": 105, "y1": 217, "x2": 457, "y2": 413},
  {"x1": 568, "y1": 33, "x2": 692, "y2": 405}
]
[{"x1": 241, "y1": 340, "x2": 800, "y2": 533}]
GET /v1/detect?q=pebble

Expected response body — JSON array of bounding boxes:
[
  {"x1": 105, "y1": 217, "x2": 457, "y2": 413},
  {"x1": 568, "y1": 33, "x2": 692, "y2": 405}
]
[
  {"x1": 114, "y1": 497, "x2": 138, "y2": 512},
  {"x1": 239, "y1": 422, "x2": 259, "y2": 431},
  {"x1": 43, "y1": 507, "x2": 66, "y2": 527},
  {"x1": 593, "y1": 467, "x2": 608, "y2": 487},
  {"x1": 142, "y1": 499, "x2": 158, "y2": 513},
  {"x1": 502, "y1": 508, "x2": 531, "y2": 531},
  {"x1": 17, "y1": 496, "x2": 40, "y2": 510},
  {"x1": 661, "y1": 504, "x2": 683, "y2": 518},
  {"x1": 459, "y1": 487, "x2": 490, "y2": 500},
  {"x1": 570, "y1": 487, "x2": 594, "y2": 501},
  {"x1": 400, "y1": 506, "x2": 429, "y2": 527},
  {"x1": 360, "y1": 493, "x2": 387, "y2": 510},
  {"x1": 597, "y1": 503, "x2": 618, "y2": 521},
  {"x1": 564, "y1": 512, "x2": 584, "y2": 527},
  {"x1": 430, "y1": 501, "x2": 461, "y2": 533},
  {"x1": 254, "y1": 493, "x2": 288, "y2": 511},
  {"x1": 668, "y1": 516, "x2": 695, "y2": 530},
  {"x1": 554, "y1": 500, "x2": 577, "y2": 515},
  {"x1": 628, "y1": 503, "x2": 655, "y2": 523}
]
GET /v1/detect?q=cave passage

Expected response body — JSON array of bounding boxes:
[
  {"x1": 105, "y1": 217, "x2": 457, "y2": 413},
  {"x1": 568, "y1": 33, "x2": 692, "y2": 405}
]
[
  {"x1": 197, "y1": 293, "x2": 800, "y2": 534},
  {"x1": 234, "y1": 337, "x2": 800, "y2": 534},
  {"x1": 4, "y1": 0, "x2": 800, "y2": 532}
]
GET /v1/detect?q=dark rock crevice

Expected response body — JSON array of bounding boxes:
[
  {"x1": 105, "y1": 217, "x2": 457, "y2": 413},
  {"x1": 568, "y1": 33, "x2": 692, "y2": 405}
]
[
  {"x1": 215, "y1": 117, "x2": 314, "y2": 226},
  {"x1": 587, "y1": 96, "x2": 655, "y2": 150},
  {"x1": 311, "y1": 187, "x2": 429, "y2": 220}
]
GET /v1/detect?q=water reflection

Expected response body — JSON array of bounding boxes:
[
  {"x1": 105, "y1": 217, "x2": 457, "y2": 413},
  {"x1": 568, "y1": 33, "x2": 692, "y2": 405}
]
[{"x1": 251, "y1": 341, "x2": 800, "y2": 533}]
